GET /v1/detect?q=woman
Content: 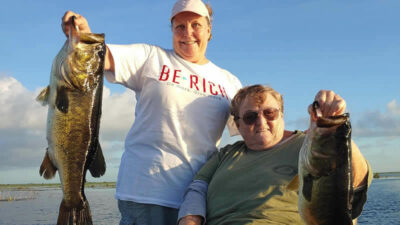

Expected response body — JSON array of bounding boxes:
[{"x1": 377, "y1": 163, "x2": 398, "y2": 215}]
[
  {"x1": 178, "y1": 85, "x2": 371, "y2": 225},
  {"x1": 62, "y1": 0, "x2": 242, "y2": 224}
]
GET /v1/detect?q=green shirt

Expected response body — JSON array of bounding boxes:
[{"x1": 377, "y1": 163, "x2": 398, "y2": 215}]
[{"x1": 195, "y1": 131, "x2": 307, "y2": 225}]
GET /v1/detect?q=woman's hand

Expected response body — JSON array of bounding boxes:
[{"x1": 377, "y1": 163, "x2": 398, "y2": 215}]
[
  {"x1": 61, "y1": 11, "x2": 91, "y2": 37},
  {"x1": 61, "y1": 11, "x2": 114, "y2": 72}
]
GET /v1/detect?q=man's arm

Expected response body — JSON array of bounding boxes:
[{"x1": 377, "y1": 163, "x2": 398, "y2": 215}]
[
  {"x1": 178, "y1": 180, "x2": 208, "y2": 225},
  {"x1": 351, "y1": 140, "x2": 369, "y2": 188}
]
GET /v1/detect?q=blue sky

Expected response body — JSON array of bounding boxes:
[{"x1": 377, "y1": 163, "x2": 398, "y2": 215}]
[{"x1": 1, "y1": 0, "x2": 399, "y2": 184}]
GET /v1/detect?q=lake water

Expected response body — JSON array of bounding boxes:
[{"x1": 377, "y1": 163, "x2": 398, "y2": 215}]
[
  {"x1": 0, "y1": 188, "x2": 119, "y2": 225},
  {"x1": 1, "y1": 178, "x2": 399, "y2": 225},
  {"x1": 357, "y1": 178, "x2": 400, "y2": 225}
]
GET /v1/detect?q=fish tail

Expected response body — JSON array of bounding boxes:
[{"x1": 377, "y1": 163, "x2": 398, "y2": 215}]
[{"x1": 57, "y1": 199, "x2": 93, "y2": 225}]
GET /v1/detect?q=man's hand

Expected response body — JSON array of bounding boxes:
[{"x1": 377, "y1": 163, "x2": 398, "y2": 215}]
[
  {"x1": 309, "y1": 90, "x2": 346, "y2": 117},
  {"x1": 178, "y1": 215, "x2": 203, "y2": 225}
]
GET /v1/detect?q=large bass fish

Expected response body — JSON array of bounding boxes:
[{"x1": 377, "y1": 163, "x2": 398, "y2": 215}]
[
  {"x1": 298, "y1": 101, "x2": 354, "y2": 225},
  {"x1": 37, "y1": 18, "x2": 106, "y2": 225}
]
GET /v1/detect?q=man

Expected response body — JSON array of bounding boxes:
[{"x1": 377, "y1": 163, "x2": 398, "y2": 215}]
[{"x1": 178, "y1": 85, "x2": 371, "y2": 225}]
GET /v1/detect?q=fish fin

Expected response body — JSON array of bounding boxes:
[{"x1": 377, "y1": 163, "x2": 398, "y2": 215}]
[
  {"x1": 39, "y1": 150, "x2": 57, "y2": 179},
  {"x1": 58, "y1": 199, "x2": 93, "y2": 225},
  {"x1": 302, "y1": 174, "x2": 314, "y2": 202},
  {"x1": 56, "y1": 86, "x2": 69, "y2": 113},
  {"x1": 89, "y1": 141, "x2": 106, "y2": 177},
  {"x1": 36, "y1": 86, "x2": 50, "y2": 106},
  {"x1": 286, "y1": 175, "x2": 299, "y2": 191}
]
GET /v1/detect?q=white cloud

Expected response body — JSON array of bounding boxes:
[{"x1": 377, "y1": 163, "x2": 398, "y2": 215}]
[
  {"x1": 387, "y1": 99, "x2": 400, "y2": 115},
  {"x1": 0, "y1": 76, "x2": 135, "y2": 183},
  {"x1": 0, "y1": 77, "x2": 47, "y2": 171},
  {"x1": 353, "y1": 99, "x2": 400, "y2": 137},
  {"x1": 1, "y1": 76, "x2": 399, "y2": 182},
  {"x1": 0, "y1": 76, "x2": 47, "y2": 130},
  {"x1": 99, "y1": 86, "x2": 136, "y2": 167},
  {"x1": 354, "y1": 136, "x2": 400, "y2": 172},
  {"x1": 100, "y1": 87, "x2": 135, "y2": 142}
]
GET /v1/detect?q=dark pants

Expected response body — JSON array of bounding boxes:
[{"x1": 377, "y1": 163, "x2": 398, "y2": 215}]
[{"x1": 118, "y1": 200, "x2": 179, "y2": 225}]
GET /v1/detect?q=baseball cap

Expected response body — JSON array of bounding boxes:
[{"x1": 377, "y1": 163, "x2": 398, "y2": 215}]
[{"x1": 171, "y1": 0, "x2": 210, "y2": 21}]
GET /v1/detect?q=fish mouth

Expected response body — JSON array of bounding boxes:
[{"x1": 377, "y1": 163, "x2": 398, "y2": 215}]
[{"x1": 311, "y1": 101, "x2": 349, "y2": 128}]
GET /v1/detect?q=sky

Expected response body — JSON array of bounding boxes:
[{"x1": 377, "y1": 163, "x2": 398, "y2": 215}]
[{"x1": 0, "y1": 0, "x2": 399, "y2": 184}]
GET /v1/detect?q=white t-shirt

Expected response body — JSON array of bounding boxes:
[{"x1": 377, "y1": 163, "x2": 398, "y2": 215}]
[{"x1": 105, "y1": 43, "x2": 242, "y2": 208}]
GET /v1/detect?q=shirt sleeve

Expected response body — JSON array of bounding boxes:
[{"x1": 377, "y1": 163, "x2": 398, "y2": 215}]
[
  {"x1": 104, "y1": 43, "x2": 152, "y2": 90},
  {"x1": 177, "y1": 180, "x2": 208, "y2": 225},
  {"x1": 177, "y1": 143, "x2": 238, "y2": 224}
]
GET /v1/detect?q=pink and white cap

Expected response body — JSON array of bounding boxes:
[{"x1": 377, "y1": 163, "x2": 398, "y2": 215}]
[{"x1": 171, "y1": 0, "x2": 210, "y2": 21}]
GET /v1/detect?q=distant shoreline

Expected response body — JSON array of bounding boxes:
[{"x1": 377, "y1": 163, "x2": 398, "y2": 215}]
[
  {"x1": 0, "y1": 182, "x2": 116, "y2": 190},
  {"x1": 373, "y1": 172, "x2": 400, "y2": 179}
]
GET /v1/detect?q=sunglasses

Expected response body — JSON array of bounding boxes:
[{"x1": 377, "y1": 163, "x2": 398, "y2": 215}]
[{"x1": 236, "y1": 108, "x2": 280, "y2": 125}]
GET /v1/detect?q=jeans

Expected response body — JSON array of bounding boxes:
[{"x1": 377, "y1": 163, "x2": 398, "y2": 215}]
[{"x1": 118, "y1": 200, "x2": 179, "y2": 225}]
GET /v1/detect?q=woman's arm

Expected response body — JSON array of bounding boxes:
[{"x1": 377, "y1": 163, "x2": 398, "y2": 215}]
[{"x1": 104, "y1": 46, "x2": 115, "y2": 73}]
